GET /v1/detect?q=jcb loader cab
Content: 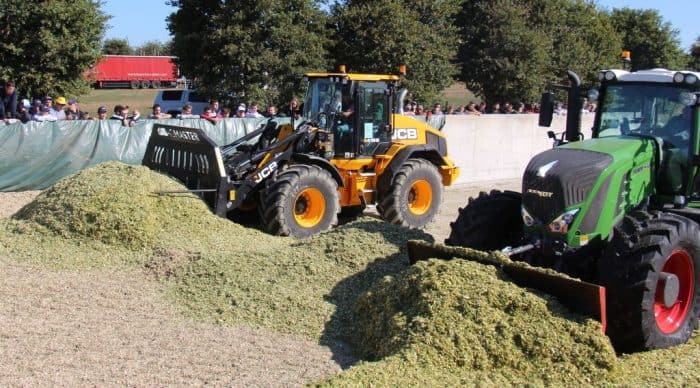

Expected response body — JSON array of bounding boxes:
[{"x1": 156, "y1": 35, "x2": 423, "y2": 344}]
[
  {"x1": 143, "y1": 68, "x2": 459, "y2": 238},
  {"x1": 437, "y1": 68, "x2": 700, "y2": 352}
]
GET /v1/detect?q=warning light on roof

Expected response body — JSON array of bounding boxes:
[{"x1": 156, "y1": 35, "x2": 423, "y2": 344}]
[
  {"x1": 399, "y1": 65, "x2": 407, "y2": 75},
  {"x1": 621, "y1": 51, "x2": 631, "y2": 61},
  {"x1": 338, "y1": 64, "x2": 347, "y2": 73}
]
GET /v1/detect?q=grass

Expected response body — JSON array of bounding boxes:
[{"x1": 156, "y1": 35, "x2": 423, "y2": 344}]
[{"x1": 75, "y1": 88, "x2": 158, "y2": 117}]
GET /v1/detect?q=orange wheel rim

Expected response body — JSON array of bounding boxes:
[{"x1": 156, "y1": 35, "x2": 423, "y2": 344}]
[
  {"x1": 407, "y1": 179, "x2": 432, "y2": 215},
  {"x1": 294, "y1": 188, "x2": 326, "y2": 227}
]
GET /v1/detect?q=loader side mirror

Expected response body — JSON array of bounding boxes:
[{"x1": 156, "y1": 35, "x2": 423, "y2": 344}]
[{"x1": 539, "y1": 92, "x2": 555, "y2": 127}]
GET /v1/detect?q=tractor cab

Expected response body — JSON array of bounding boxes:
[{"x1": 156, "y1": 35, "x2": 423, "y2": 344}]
[
  {"x1": 301, "y1": 71, "x2": 398, "y2": 159},
  {"x1": 590, "y1": 69, "x2": 700, "y2": 199}
]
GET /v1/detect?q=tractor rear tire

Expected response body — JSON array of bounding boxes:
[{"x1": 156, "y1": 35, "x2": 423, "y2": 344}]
[
  {"x1": 600, "y1": 211, "x2": 700, "y2": 352},
  {"x1": 445, "y1": 190, "x2": 523, "y2": 250},
  {"x1": 261, "y1": 164, "x2": 339, "y2": 238},
  {"x1": 377, "y1": 158, "x2": 442, "y2": 229}
]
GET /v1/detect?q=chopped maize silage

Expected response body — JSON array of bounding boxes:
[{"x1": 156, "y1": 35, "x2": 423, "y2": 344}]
[
  {"x1": 7, "y1": 161, "x2": 700, "y2": 386},
  {"x1": 319, "y1": 257, "x2": 617, "y2": 386}
]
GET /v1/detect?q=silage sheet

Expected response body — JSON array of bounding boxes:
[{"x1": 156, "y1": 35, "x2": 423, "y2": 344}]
[{"x1": 0, "y1": 117, "x2": 280, "y2": 191}]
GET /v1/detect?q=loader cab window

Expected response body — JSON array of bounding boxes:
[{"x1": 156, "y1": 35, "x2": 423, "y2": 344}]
[
  {"x1": 357, "y1": 82, "x2": 391, "y2": 156},
  {"x1": 302, "y1": 78, "x2": 346, "y2": 131},
  {"x1": 597, "y1": 84, "x2": 697, "y2": 195}
]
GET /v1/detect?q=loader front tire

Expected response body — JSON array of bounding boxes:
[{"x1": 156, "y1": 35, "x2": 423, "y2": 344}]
[
  {"x1": 600, "y1": 211, "x2": 700, "y2": 352},
  {"x1": 445, "y1": 190, "x2": 523, "y2": 250},
  {"x1": 261, "y1": 164, "x2": 339, "y2": 238},
  {"x1": 377, "y1": 158, "x2": 442, "y2": 229}
]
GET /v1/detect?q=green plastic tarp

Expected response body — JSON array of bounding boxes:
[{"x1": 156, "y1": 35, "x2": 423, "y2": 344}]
[{"x1": 0, "y1": 118, "x2": 279, "y2": 191}]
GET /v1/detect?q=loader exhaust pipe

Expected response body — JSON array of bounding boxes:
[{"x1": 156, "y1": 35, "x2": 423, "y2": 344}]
[{"x1": 396, "y1": 88, "x2": 409, "y2": 114}]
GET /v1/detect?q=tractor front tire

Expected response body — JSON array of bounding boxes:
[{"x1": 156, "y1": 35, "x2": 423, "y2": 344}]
[
  {"x1": 600, "y1": 211, "x2": 700, "y2": 352},
  {"x1": 261, "y1": 164, "x2": 339, "y2": 238},
  {"x1": 445, "y1": 190, "x2": 523, "y2": 250},
  {"x1": 377, "y1": 158, "x2": 442, "y2": 229}
]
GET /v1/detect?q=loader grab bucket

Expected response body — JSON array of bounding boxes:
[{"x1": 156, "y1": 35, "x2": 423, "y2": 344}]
[
  {"x1": 143, "y1": 124, "x2": 230, "y2": 216},
  {"x1": 407, "y1": 241, "x2": 607, "y2": 333}
]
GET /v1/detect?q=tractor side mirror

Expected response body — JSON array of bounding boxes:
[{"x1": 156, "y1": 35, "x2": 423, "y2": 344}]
[{"x1": 539, "y1": 92, "x2": 555, "y2": 127}]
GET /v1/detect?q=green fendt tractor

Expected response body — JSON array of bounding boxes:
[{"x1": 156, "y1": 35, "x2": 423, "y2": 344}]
[{"x1": 445, "y1": 68, "x2": 700, "y2": 352}]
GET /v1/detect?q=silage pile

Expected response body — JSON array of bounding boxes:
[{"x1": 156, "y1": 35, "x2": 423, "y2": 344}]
[
  {"x1": 0, "y1": 161, "x2": 623, "y2": 385},
  {"x1": 322, "y1": 255, "x2": 618, "y2": 386}
]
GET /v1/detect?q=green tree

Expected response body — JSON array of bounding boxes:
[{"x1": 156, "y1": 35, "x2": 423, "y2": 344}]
[
  {"x1": 609, "y1": 8, "x2": 686, "y2": 71},
  {"x1": 457, "y1": 0, "x2": 621, "y2": 104},
  {"x1": 166, "y1": 0, "x2": 330, "y2": 105},
  {"x1": 102, "y1": 38, "x2": 134, "y2": 55},
  {"x1": 135, "y1": 40, "x2": 169, "y2": 56},
  {"x1": 330, "y1": 0, "x2": 461, "y2": 104},
  {"x1": 0, "y1": 1, "x2": 108, "y2": 98},
  {"x1": 689, "y1": 36, "x2": 700, "y2": 71}
]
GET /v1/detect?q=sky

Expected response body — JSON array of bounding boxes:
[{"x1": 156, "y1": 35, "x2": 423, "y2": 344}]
[{"x1": 102, "y1": 0, "x2": 699, "y2": 51}]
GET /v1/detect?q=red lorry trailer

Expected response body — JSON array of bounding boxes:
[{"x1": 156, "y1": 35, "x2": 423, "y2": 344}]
[{"x1": 88, "y1": 55, "x2": 178, "y2": 89}]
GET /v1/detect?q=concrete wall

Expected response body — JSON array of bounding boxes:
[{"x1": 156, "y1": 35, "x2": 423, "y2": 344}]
[{"x1": 442, "y1": 114, "x2": 595, "y2": 185}]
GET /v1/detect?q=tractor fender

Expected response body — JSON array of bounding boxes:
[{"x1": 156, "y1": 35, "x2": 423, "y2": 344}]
[
  {"x1": 377, "y1": 145, "x2": 448, "y2": 196},
  {"x1": 292, "y1": 153, "x2": 345, "y2": 187}
]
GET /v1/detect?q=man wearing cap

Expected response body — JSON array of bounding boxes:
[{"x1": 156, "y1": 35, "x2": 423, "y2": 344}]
[
  {"x1": 17, "y1": 99, "x2": 32, "y2": 123},
  {"x1": 33, "y1": 104, "x2": 57, "y2": 122},
  {"x1": 234, "y1": 104, "x2": 246, "y2": 118},
  {"x1": 65, "y1": 99, "x2": 85, "y2": 120},
  {"x1": 52, "y1": 96, "x2": 67, "y2": 120},
  {"x1": 96, "y1": 106, "x2": 108, "y2": 120}
]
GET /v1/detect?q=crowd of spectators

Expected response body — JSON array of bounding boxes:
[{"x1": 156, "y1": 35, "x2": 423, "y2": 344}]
[
  {"x1": 0, "y1": 80, "x2": 596, "y2": 127},
  {"x1": 403, "y1": 99, "x2": 596, "y2": 117},
  {"x1": 0, "y1": 80, "x2": 304, "y2": 127}
]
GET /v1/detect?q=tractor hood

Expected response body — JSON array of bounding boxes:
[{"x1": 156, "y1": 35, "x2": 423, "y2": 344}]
[{"x1": 522, "y1": 136, "x2": 655, "y2": 243}]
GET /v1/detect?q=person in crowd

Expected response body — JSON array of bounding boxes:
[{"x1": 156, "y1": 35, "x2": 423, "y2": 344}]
[
  {"x1": 502, "y1": 102, "x2": 516, "y2": 114},
  {"x1": 34, "y1": 104, "x2": 57, "y2": 122},
  {"x1": 176, "y1": 103, "x2": 198, "y2": 119},
  {"x1": 64, "y1": 99, "x2": 85, "y2": 120},
  {"x1": 446, "y1": 105, "x2": 455, "y2": 115},
  {"x1": 16, "y1": 99, "x2": 32, "y2": 123},
  {"x1": 210, "y1": 99, "x2": 222, "y2": 116},
  {"x1": 246, "y1": 101, "x2": 263, "y2": 118},
  {"x1": 415, "y1": 104, "x2": 425, "y2": 115},
  {"x1": 454, "y1": 105, "x2": 466, "y2": 115},
  {"x1": 0, "y1": 81, "x2": 18, "y2": 122},
  {"x1": 200, "y1": 106, "x2": 219, "y2": 124},
  {"x1": 148, "y1": 104, "x2": 171, "y2": 119},
  {"x1": 403, "y1": 103, "x2": 415, "y2": 115},
  {"x1": 96, "y1": 106, "x2": 108, "y2": 120},
  {"x1": 265, "y1": 104, "x2": 279, "y2": 118},
  {"x1": 52, "y1": 96, "x2": 67, "y2": 120},
  {"x1": 28, "y1": 100, "x2": 42, "y2": 120},
  {"x1": 432, "y1": 103, "x2": 444, "y2": 115},
  {"x1": 478, "y1": 101, "x2": 487, "y2": 114},
  {"x1": 234, "y1": 104, "x2": 246, "y2": 118},
  {"x1": 221, "y1": 107, "x2": 232, "y2": 118},
  {"x1": 111, "y1": 104, "x2": 140, "y2": 126},
  {"x1": 488, "y1": 102, "x2": 502, "y2": 114},
  {"x1": 282, "y1": 97, "x2": 301, "y2": 120}
]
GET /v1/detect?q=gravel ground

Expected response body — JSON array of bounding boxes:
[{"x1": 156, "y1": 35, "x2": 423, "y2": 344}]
[{"x1": 0, "y1": 179, "x2": 520, "y2": 385}]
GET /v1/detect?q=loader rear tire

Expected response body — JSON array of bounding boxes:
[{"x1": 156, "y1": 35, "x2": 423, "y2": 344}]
[
  {"x1": 261, "y1": 164, "x2": 339, "y2": 238},
  {"x1": 445, "y1": 190, "x2": 523, "y2": 250},
  {"x1": 377, "y1": 158, "x2": 442, "y2": 229},
  {"x1": 600, "y1": 211, "x2": 700, "y2": 352}
]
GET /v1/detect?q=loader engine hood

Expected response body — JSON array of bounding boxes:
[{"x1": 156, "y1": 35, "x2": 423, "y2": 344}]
[{"x1": 522, "y1": 137, "x2": 655, "y2": 243}]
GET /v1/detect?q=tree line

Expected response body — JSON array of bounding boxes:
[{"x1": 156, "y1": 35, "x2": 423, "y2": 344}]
[{"x1": 1, "y1": 0, "x2": 699, "y2": 105}]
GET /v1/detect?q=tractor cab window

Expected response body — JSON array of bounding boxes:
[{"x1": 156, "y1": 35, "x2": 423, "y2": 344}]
[
  {"x1": 597, "y1": 84, "x2": 693, "y2": 148},
  {"x1": 357, "y1": 82, "x2": 390, "y2": 156},
  {"x1": 598, "y1": 84, "x2": 697, "y2": 195}
]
